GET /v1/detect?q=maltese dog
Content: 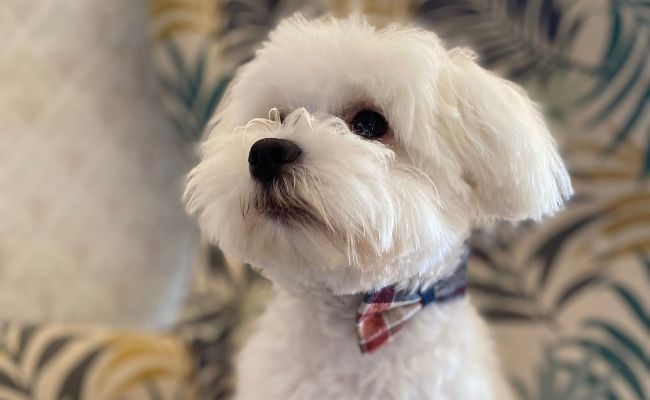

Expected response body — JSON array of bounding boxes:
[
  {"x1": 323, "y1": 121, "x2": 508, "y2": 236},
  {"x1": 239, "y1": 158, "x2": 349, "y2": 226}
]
[{"x1": 185, "y1": 15, "x2": 572, "y2": 400}]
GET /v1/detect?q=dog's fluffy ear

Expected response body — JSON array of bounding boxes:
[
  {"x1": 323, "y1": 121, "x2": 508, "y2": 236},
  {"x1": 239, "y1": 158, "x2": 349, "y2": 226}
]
[{"x1": 445, "y1": 49, "x2": 573, "y2": 223}]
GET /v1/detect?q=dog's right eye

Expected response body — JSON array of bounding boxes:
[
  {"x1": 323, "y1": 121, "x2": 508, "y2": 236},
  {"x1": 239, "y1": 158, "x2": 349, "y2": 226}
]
[{"x1": 350, "y1": 109, "x2": 389, "y2": 140}]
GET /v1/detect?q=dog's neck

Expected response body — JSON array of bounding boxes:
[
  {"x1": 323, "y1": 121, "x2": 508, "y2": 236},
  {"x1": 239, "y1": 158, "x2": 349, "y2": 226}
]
[{"x1": 278, "y1": 241, "x2": 469, "y2": 318}]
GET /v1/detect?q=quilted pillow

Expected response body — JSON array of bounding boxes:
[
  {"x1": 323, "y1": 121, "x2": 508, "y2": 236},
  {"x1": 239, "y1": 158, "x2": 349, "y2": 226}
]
[{"x1": 0, "y1": 0, "x2": 195, "y2": 328}]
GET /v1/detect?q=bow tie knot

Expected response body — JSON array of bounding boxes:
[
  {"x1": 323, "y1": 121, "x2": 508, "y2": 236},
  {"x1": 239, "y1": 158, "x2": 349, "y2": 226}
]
[{"x1": 356, "y1": 248, "x2": 469, "y2": 354}]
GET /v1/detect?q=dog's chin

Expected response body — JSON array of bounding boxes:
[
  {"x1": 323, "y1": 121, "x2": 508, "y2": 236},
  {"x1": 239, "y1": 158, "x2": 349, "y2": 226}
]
[{"x1": 239, "y1": 225, "x2": 447, "y2": 295}]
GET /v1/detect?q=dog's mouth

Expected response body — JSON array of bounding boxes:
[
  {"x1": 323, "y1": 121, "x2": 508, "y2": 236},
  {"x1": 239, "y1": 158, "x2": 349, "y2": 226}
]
[{"x1": 245, "y1": 184, "x2": 321, "y2": 227}]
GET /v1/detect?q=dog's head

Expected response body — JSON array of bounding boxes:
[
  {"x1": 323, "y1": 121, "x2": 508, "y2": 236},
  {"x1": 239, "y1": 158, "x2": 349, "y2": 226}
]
[{"x1": 185, "y1": 16, "x2": 572, "y2": 294}]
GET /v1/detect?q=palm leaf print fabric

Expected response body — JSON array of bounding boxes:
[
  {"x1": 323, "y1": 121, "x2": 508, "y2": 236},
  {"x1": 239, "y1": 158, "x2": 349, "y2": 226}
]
[
  {"x1": 0, "y1": 323, "x2": 195, "y2": 400},
  {"x1": 1, "y1": 1, "x2": 647, "y2": 399}
]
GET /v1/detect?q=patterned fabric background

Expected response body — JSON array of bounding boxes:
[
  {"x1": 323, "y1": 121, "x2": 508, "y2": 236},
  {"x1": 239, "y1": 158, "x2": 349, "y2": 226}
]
[
  {"x1": 1, "y1": 1, "x2": 647, "y2": 399},
  {"x1": 0, "y1": 322, "x2": 195, "y2": 400}
]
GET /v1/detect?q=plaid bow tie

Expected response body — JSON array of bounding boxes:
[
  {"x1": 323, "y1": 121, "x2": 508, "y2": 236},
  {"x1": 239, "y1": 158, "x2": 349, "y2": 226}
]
[{"x1": 356, "y1": 247, "x2": 469, "y2": 354}]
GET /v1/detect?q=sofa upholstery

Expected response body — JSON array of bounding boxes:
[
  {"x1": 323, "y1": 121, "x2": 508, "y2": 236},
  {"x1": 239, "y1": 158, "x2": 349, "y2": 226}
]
[{"x1": 1, "y1": 1, "x2": 647, "y2": 399}]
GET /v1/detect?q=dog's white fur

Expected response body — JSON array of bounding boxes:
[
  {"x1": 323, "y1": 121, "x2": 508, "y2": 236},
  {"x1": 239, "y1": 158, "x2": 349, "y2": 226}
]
[{"x1": 185, "y1": 15, "x2": 572, "y2": 400}]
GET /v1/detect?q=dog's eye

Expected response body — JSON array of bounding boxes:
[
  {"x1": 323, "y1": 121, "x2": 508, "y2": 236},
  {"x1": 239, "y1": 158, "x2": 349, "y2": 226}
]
[{"x1": 350, "y1": 109, "x2": 388, "y2": 139}]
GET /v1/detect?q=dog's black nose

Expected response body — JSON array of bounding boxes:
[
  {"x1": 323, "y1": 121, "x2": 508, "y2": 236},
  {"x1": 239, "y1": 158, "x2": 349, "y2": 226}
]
[{"x1": 248, "y1": 138, "x2": 301, "y2": 183}]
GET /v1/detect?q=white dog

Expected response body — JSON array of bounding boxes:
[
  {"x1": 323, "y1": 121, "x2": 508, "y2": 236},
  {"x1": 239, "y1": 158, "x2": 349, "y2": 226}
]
[{"x1": 185, "y1": 15, "x2": 572, "y2": 400}]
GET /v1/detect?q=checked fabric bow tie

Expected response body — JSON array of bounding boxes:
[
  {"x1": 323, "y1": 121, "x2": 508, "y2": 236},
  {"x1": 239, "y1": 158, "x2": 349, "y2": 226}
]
[{"x1": 356, "y1": 247, "x2": 469, "y2": 354}]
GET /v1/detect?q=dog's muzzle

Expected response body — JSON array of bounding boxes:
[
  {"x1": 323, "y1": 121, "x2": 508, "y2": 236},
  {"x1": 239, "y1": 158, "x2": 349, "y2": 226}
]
[{"x1": 248, "y1": 138, "x2": 302, "y2": 184}]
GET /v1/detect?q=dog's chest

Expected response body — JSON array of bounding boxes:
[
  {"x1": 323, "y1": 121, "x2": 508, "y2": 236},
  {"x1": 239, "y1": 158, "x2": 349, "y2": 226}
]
[{"x1": 235, "y1": 290, "x2": 508, "y2": 400}]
